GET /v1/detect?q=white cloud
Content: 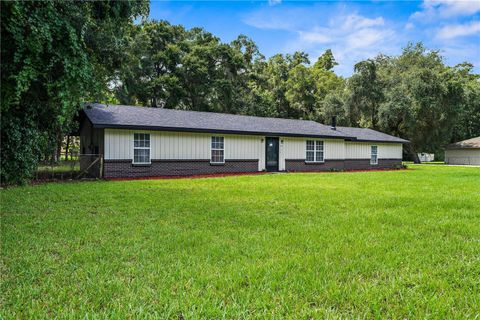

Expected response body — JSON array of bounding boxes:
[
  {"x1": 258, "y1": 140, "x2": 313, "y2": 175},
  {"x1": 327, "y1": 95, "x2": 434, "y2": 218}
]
[
  {"x1": 342, "y1": 15, "x2": 385, "y2": 30},
  {"x1": 298, "y1": 29, "x2": 331, "y2": 44},
  {"x1": 412, "y1": 0, "x2": 480, "y2": 20},
  {"x1": 346, "y1": 28, "x2": 394, "y2": 49},
  {"x1": 436, "y1": 21, "x2": 480, "y2": 39},
  {"x1": 298, "y1": 14, "x2": 395, "y2": 51},
  {"x1": 405, "y1": 22, "x2": 415, "y2": 30},
  {"x1": 244, "y1": 9, "x2": 399, "y2": 76}
]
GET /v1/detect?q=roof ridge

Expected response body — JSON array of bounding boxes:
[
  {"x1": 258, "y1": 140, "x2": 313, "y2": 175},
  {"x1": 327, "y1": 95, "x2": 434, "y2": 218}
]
[{"x1": 89, "y1": 103, "x2": 323, "y2": 125}]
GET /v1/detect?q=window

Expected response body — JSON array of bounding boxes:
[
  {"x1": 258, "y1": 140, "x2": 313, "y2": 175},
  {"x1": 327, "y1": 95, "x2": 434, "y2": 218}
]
[
  {"x1": 306, "y1": 140, "x2": 324, "y2": 162},
  {"x1": 133, "y1": 133, "x2": 150, "y2": 164},
  {"x1": 371, "y1": 145, "x2": 378, "y2": 165},
  {"x1": 211, "y1": 136, "x2": 224, "y2": 164}
]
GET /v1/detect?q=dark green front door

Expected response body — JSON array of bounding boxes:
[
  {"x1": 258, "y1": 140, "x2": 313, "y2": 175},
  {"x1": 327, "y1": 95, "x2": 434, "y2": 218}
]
[{"x1": 265, "y1": 137, "x2": 279, "y2": 172}]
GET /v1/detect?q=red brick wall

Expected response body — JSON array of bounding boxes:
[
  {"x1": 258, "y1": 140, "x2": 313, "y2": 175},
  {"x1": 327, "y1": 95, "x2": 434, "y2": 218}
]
[
  {"x1": 104, "y1": 159, "x2": 259, "y2": 178},
  {"x1": 285, "y1": 159, "x2": 402, "y2": 172}
]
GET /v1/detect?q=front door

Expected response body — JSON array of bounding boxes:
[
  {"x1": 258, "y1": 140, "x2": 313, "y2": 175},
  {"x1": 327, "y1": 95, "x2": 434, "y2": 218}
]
[{"x1": 265, "y1": 137, "x2": 279, "y2": 172}]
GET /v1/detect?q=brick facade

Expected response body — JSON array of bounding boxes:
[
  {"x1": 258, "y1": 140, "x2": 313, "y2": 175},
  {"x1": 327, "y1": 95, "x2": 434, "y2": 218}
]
[
  {"x1": 104, "y1": 158, "x2": 402, "y2": 178},
  {"x1": 285, "y1": 158, "x2": 402, "y2": 172},
  {"x1": 344, "y1": 159, "x2": 402, "y2": 170},
  {"x1": 104, "y1": 159, "x2": 259, "y2": 178},
  {"x1": 285, "y1": 159, "x2": 346, "y2": 172}
]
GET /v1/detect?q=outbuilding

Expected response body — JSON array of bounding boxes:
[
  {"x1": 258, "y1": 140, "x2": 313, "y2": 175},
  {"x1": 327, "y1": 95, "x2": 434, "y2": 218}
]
[
  {"x1": 79, "y1": 103, "x2": 408, "y2": 178},
  {"x1": 445, "y1": 137, "x2": 480, "y2": 165}
]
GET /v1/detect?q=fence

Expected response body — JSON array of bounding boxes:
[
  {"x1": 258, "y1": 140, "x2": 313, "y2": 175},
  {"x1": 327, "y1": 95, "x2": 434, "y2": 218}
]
[{"x1": 35, "y1": 154, "x2": 103, "y2": 181}]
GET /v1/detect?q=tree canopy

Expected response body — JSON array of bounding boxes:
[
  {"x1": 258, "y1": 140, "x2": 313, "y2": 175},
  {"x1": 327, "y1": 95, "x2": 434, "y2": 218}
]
[{"x1": 1, "y1": 0, "x2": 148, "y2": 184}]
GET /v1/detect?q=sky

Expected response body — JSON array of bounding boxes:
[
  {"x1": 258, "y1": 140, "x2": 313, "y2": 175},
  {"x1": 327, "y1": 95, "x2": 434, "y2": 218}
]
[{"x1": 149, "y1": 0, "x2": 480, "y2": 77}]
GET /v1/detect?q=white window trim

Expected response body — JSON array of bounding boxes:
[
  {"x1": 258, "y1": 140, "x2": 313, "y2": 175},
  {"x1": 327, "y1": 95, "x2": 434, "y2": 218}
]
[
  {"x1": 210, "y1": 136, "x2": 225, "y2": 164},
  {"x1": 305, "y1": 140, "x2": 325, "y2": 163},
  {"x1": 370, "y1": 145, "x2": 378, "y2": 165},
  {"x1": 133, "y1": 133, "x2": 151, "y2": 165}
]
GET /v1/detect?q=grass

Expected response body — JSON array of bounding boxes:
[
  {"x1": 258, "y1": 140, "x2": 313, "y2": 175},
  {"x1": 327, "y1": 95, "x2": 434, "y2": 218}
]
[
  {"x1": 2, "y1": 166, "x2": 480, "y2": 318},
  {"x1": 403, "y1": 161, "x2": 446, "y2": 165},
  {"x1": 37, "y1": 161, "x2": 80, "y2": 173}
]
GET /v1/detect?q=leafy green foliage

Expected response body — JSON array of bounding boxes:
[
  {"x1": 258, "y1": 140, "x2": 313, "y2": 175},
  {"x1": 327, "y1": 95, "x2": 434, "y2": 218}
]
[
  {"x1": 2, "y1": 4, "x2": 479, "y2": 183},
  {"x1": 114, "y1": 21, "x2": 345, "y2": 121},
  {"x1": 336, "y1": 43, "x2": 480, "y2": 160},
  {"x1": 0, "y1": 1, "x2": 148, "y2": 184},
  {"x1": 2, "y1": 166, "x2": 480, "y2": 317}
]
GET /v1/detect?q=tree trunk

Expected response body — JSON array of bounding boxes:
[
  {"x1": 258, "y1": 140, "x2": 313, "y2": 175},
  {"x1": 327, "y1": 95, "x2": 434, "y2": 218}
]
[
  {"x1": 65, "y1": 135, "x2": 70, "y2": 161},
  {"x1": 405, "y1": 143, "x2": 421, "y2": 163},
  {"x1": 55, "y1": 133, "x2": 62, "y2": 163}
]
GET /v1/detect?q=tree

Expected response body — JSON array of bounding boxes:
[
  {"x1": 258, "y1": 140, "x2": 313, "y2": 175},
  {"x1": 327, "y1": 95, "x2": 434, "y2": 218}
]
[
  {"x1": 115, "y1": 21, "x2": 186, "y2": 108},
  {"x1": 311, "y1": 50, "x2": 345, "y2": 123},
  {"x1": 314, "y1": 49, "x2": 338, "y2": 71},
  {"x1": 449, "y1": 63, "x2": 480, "y2": 142},
  {"x1": 346, "y1": 59, "x2": 383, "y2": 129},
  {"x1": 1, "y1": 1, "x2": 148, "y2": 184},
  {"x1": 375, "y1": 43, "x2": 466, "y2": 161},
  {"x1": 285, "y1": 64, "x2": 316, "y2": 119}
]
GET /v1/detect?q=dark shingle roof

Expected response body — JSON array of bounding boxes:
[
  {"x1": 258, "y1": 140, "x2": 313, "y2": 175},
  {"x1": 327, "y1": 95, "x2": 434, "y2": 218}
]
[
  {"x1": 83, "y1": 103, "x2": 408, "y2": 143},
  {"x1": 336, "y1": 126, "x2": 409, "y2": 143},
  {"x1": 446, "y1": 136, "x2": 480, "y2": 149}
]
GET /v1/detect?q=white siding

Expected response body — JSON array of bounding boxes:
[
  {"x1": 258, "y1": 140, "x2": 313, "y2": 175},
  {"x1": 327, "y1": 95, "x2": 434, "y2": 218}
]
[
  {"x1": 279, "y1": 138, "x2": 286, "y2": 171},
  {"x1": 379, "y1": 144, "x2": 402, "y2": 159},
  {"x1": 283, "y1": 138, "x2": 345, "y2": 160},
  {"x1": 104, "y1": 128, "x2": 403, "y2": 170},
  {"x1": 445, "y1": 149, "x2": 480, "y2": 165},
  {"x1": 325, "y1": 139, "x2": 345, "y2": 160},
  {"x1": 155, "y1": 132, "x2": 210, "y2": 159},
  {"x1": 345, "y1": 142, "x2": 370, "y2": 159},
  {"x1": 259, "y1": 139, "x2": 266, "y2": 171},
  {"x1": 104, "y1": 129, "x2": 265, "y2": 170},
  {"x1": 225, "y1": 135, "x2": 262, "y2": 160},
  {"x1": 345, "y1": 142, "x2": 402, "y2": 159},
  {"x1": 283, "y1": 137, "x2": 305, "y2": 159}
]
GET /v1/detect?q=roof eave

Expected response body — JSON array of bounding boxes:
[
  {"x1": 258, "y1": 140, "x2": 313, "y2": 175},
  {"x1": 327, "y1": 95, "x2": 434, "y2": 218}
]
[
  {"x1": 91, "y1": 123, "x2": 352, "y2": 139},
  {"x1": 345, "y1": 138, "x2": 410, "y2": 144}
]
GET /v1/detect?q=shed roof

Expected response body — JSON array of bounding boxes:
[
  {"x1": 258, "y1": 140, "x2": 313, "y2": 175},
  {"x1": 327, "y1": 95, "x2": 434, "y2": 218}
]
[
  {"x1": 82, "y1": 103, "x2": 408, "y2": 143},
  {"x1": 446, "y1": 136, "x2": 480, "y2": 149}
]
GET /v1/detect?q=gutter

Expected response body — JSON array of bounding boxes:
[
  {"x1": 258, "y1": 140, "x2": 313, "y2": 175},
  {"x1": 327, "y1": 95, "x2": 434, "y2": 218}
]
[{"x1": 91, "y1": 123, "x2": 354, "y2": 140}]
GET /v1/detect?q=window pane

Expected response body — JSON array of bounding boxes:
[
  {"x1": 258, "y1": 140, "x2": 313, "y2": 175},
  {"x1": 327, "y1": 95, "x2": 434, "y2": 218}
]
[
  {"x1": 316, "y1": 141, "x2": 324, "y2": 151},
  {"x1": 134, "y1": 148, "x2": 150, "y2": 163},
  {"x1": 316, "y1": 151, "x2": 324, "y2": 162},
  {"x1": 144, "y1": 134, "x2": 150, "y2": 147},
  {"x1": 306, "y1": 151, "x2": 315, "y2": 162},
  {"x1": 306, "y1": 140, "x2": 315, "y2": 151},
  {"x1": 211, "y1": 137, "x2": 224, "y2": 150},
  {"x1": 211, "y1": 149, "x2": 224, "y2": 162}
]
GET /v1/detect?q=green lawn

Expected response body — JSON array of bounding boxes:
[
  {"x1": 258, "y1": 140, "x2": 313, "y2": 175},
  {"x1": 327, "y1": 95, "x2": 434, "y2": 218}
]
[
  {"x1": 37, "y1": 161, "x2": 80, "y2": 173},
  {"x1": 2, "y1": 166, "x2": 480, "y2": 318}
]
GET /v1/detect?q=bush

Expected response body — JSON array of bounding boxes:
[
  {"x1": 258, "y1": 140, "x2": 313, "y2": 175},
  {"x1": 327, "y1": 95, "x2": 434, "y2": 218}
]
[{"x1": 0, "y1": 115, "x2": 47, "y2": 185}]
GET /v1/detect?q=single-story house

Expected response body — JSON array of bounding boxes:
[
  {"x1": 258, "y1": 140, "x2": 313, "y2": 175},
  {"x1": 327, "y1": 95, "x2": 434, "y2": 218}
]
[
  {"x1": 445, "y1": 137, "x2": 480, "y2": 165},
  {"x1": 79, "y1": 103, "x2": 408, "y2": 178}
]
